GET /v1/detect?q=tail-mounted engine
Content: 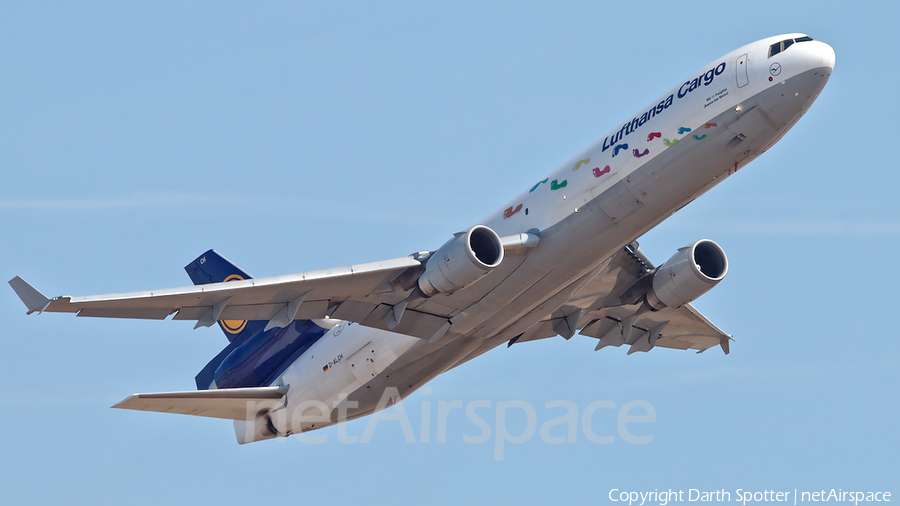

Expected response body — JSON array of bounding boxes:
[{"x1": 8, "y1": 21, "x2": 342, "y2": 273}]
[{"x1": 418, "y1": 225, "x2": 504, "y2": 297}]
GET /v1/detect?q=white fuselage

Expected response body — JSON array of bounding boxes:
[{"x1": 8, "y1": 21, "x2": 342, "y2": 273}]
[{"x1": 261, "y1": 34, "x2": 834, "y2": 437}]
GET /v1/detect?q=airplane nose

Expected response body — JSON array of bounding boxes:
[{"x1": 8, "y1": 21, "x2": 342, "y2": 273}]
[
  {"x1": 814, "y1": 41, "x2": 836, "y2": 71},
  {"x1": 796, "y1": 40, "x2": 835, "y2": 72}
]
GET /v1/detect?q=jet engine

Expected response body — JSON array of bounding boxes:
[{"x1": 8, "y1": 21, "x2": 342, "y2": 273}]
[
  {"x1": 418, "y1": 225, "x2": 504, "y2": 297},
  {"x1": 645, "y1": 239, "x2": 728, "y2": 310}
]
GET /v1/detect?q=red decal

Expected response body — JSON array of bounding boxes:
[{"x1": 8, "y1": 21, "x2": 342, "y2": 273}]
[
  {"x1": 503, "y1": 204, "x2": 523, "y2": 219},
  {"x1": 705, "y1": 122, "x2": 718, "y2": 129},
  {"x1": 647, "y1": 132, "x2": 661, "y2": 141}
]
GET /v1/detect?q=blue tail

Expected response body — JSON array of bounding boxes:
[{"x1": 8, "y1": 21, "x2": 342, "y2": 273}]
[
  {"x1": 186, "y1": 250, "x2": 329, "y2": 391},
  {"x1": 184, "y1": 249, "x2": 267, "y2": 343},
  {"x1": 185, "y1": 249, "x2": 252, "y2": 286},
  {"x1": 186, "y1": 250, "x2": 268, "y2": 389},
  {"x1": 184, "y1": 249, "x2": 266, "y2": 390}
]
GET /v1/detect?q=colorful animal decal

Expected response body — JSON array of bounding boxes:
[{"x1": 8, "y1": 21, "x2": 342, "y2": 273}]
[
  {"x1": 633, "y1": 148, "x2": 649, "y2": 158},
  {"x1": 613, "y1": 143, "x2": 628, "y2": 157},
  {"x1": 704, "y1": 122, "x2": 717, "y2": 129},
  {"x1": 530, "y1": 178, "x2": 549, "y2": 192},
  {"x1": 693, "y1": 134, "x2": 706, "y2": 140},
  {"x1": 647, "y1": 132, "x2": 661, "y2": 142},
  {"x1": 678, "y1": 126, "x2": 691, "y2": 134},
  {"x1": 504, "y1": 204, "x2": 523, "y2": 219},
  {"x1": 593, "y1": 166, "x2": 611, "y2": 178},
  {"x1": 663, "y1": 138, "x2": 679, "y2": 147},
  {"x1": 573, "y1": 158, "x2": 590, "y2": 171},
  {"x1": 550, "y1": 179, "x2": 567, "y2": 190}
]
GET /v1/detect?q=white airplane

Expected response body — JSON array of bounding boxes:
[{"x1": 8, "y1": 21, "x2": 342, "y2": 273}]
[{"x1": 10, "y1": 34, "x2": 834, "y2": 444}]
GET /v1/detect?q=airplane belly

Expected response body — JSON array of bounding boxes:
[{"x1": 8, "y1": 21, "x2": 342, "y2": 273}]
[{"x1": 269, "y1": 322, "x2": 419, "y2": 434}]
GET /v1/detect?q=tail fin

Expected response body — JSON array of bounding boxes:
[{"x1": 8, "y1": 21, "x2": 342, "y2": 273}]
[
  {"x1": 185, "y1": 249, "x2": 252, "y2": 285},
  {"x1": 186, "y1": 249, "x2": 269, "y2": 389},
  {"x1": 184, "y1": 249, "x2": 266, "y2": 343}
]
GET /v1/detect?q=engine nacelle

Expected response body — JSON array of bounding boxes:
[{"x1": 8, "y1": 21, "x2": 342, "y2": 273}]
[
  {"x1": 646, "y1": 239, "x2": 728, "y2": 310},
  {"x1": 418, "y1": 225, "x2": 504, "y2": 297}
]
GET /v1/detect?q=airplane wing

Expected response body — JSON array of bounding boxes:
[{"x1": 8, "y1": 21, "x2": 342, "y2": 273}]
[
  {"x1": 9, "y1": 254, "x2": 434, "y2": 329},
  {"x1": 577, "y1": 302, "x2": 731, "y2": 354},
  {"x1": 9, "y1": 232, "x2": 539, "y2": 343},
  {"x1": 10, "y1": 237, "x2": 729, "y2": 354},
  {"x1": 508, "y1": 243, "x2": 732, "y2": 354}
]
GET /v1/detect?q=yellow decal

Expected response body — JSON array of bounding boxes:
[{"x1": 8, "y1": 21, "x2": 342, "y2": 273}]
[{"x1": 220, "y1": 274, "x2": 247, "y2": 334}]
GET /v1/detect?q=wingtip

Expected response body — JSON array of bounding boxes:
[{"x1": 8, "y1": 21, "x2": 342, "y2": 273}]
[
  {"x1": 111, "y1": 395, "x2": 138, "y2": 410},
  {"x1": 8, "y1": 276, "x2": 51, "y2": 314},
  {"x1": 720, "y1": 334, "x2": 733, "y2": 355}
]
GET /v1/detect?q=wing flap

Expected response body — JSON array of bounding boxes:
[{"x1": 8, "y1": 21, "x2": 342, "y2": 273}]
[
  {"x1": 112, "y1": 386, "x2": 288, "y2": 420},
  {"x1": 171, "y1": 300, "x2": 330, "y2": 321},
  {"x1": 578, "y1": 303, "x2": 730, "y2": 353},
  {"x1": 512, "y1": 319, "x2": 557, "y2": 345},
  {"x1": 387, "y1": 308, "x2": 449, "y2": 340},
  {"x1": 77, "y1": 307, "x2": 176, "y2": 319},
  {"x1": 329, "y1": 300, "x2": 379, "y2": 322}
]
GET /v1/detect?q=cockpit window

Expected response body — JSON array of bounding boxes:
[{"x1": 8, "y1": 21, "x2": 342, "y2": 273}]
[{"x1": 768, "y1": 36, "x2": 814, "y2": 58}]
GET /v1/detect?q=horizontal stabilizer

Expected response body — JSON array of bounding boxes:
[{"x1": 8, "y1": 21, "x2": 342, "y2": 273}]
[
  {"x1": 8, "y1": 276, "x2": 51, "y2": 314},
  {"x1": 112, "y1": 385, "x2": 289, "y2": 421}
]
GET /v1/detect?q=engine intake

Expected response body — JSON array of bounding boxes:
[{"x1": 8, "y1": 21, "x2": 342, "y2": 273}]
[
  {"x1": 646, "y1": 239, "x2": 728, "y2": 310},
  {"x1": 418, "y1": 225, "x2": 504, "y2": 297}
]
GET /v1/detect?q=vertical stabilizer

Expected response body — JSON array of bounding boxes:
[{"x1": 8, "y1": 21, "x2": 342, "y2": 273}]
[
  {"x1": 185, "y1": 250, "x2": 267, "y2": 389},
  {"x1": 185, "y1": 249, "x2": 252, "y2": 286},
  {"x1": 184, "y1": 249, "x2": 266, "y2": 342}
]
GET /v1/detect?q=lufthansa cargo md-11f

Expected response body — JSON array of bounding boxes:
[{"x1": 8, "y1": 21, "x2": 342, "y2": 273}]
[{"x1": 11, "y1": 34, "x2": 834, "y2": 444}]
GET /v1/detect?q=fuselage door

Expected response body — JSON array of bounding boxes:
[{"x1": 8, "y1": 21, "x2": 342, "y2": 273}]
[{"x1": 736, "y1": 54, "x2": 749, "y2": 88}]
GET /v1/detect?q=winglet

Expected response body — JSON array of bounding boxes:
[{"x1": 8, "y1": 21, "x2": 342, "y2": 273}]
[
  {"x1": 8, "y1": 276, "x2": 52, "y2": 315},
  {"x1": 720, "y1": 334, "x2": 733, "y2": 355}
]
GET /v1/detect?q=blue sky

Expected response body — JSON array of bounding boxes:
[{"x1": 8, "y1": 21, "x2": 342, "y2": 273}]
[{"x1": 1, "y1": 2, "x2": 897, "y2": 504}]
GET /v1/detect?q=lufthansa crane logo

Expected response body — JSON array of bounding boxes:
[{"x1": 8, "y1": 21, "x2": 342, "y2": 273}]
[
  {"x1": 220, "y1": 274, "x2": 246, "y2": 334},
  {"x1": 769, "y1": 62, "x2": 782, "y2": 76}
]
